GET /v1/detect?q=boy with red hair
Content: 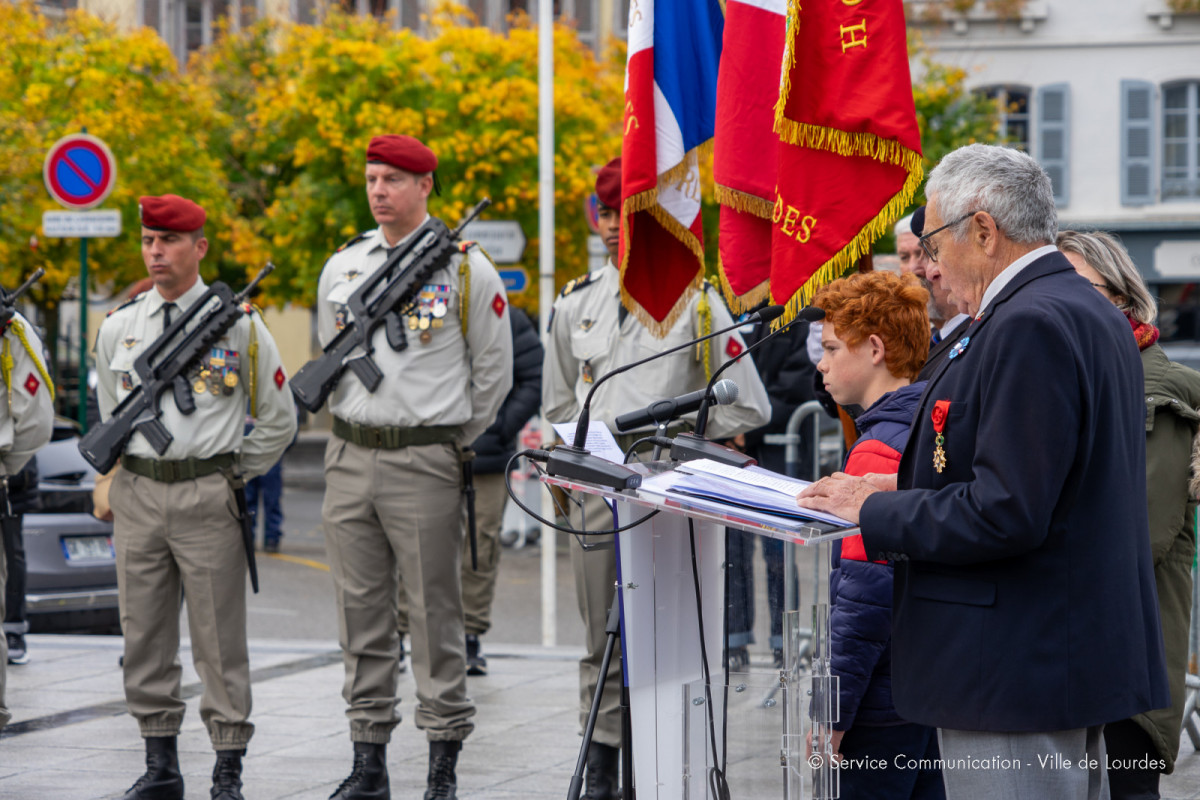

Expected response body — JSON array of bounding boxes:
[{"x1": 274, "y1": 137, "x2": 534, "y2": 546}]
[{"x1": 811, "y1": 271, "x2": 944, "y2": 799}]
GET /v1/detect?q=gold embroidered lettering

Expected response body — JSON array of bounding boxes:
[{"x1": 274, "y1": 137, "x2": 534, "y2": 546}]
[{"x1": 840, "y1": 19, "x2": 868, "y2": 52}]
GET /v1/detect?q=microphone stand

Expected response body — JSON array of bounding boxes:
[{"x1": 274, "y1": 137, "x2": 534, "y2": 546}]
[
  {"x1": 545, "y1": 305, "x2": 786, "y2": 489},
  {"x1": 670, "y1": 306, "x2": 826, "y2": 466}
]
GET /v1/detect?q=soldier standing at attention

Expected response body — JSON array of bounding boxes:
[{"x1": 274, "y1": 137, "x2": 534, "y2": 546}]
[
  {"x1": 95, "y1": 195, "x2": 297, "y2": 800},
  {"x1": 0, "y1": 301, "x2": 55, "y2": 731},
  {"x1": 316, "y1": 135, "x2": 512, "y2": 800},
  {"x1": 542, "y1": 158, "x2": 770, "y2": 799}
]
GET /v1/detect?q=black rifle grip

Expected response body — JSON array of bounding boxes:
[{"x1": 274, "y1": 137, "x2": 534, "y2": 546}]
[
  {"x1": 172, "y1": 374, "x2": 196, "y2": 415},
  {"x1": 384, "y1": 311, "x2": 408, "y2": 352}
]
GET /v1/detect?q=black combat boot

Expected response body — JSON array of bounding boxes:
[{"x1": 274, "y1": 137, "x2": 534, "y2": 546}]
[
  {"x1": 329, "y1": 742, "x2": 389, "y2": 800},
  {"x1": 465, "y1": 634, "x2": 487, "y2": 676},
  {"x1": 122, "y1": 736, "x2": 185, "y2": 800},
  {"x1": 211, "y1": 749, "x2": 245, "y2": 800},
  {"x1": 583, "y1": 742, "x2": 620, "y2": 800},
  {"x1": 424, "y1": 740, "x2": 461, "y2": 799}
]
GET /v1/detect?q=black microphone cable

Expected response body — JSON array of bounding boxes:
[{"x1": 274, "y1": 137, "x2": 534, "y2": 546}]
[{"x1": 502, "y1": 449, "x2": 660, "y2": 537}]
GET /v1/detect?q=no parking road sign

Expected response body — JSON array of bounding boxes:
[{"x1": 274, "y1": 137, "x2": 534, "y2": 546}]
[{"x1": 43, "y1": 134, "x2": 118, "y2": 210}]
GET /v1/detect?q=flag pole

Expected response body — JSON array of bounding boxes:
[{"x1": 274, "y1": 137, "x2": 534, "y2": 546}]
[{"x1": 537, "y1": 0, "x2": 557, "y2": 648}]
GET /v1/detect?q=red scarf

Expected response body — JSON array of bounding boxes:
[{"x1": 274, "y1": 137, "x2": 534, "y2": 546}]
[{"x1": 1127, "y1": 311, "x2": 1159, "y2": 351}]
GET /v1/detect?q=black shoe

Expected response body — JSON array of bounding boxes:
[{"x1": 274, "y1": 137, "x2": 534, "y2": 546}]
[
  {"x1": 329, "y1": 742, "x2": 389, "y2": 800},
  {"x1": 465, "y1": 634, "x2": 487, "y2": 677},
  {"x1": 263, "y1": 539, "x2": 280, "y2": 554},
  {"x1": 583, "y1": 742, "x2": 619, "y2": 800},
  {"x1": 398, "y1": 636, "x2": 408, "y2": 674},
  {"x1": 211, "y1": 749, "x2": 245, "y2": 800},
  {"x1": 424, "y1": 740, "x2": 461, "y2": 800},
  {"x1": 5, "y1": 632, "x2": 28, "y2": 665},
  {"x1": 123, "y1": 736, "x2": 184, "y2": 800},
  {"x1": 773, "y1": 648, "x2": 784, "y2": 669}
]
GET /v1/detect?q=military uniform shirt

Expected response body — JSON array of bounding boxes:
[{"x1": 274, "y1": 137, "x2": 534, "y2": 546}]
[
  {"x1": 543, "y1": 261, "x2": 770, "y2": 439},
  {"x1": 95, "y1": 280, "x2": 297, "y2": 478},
  {"x1": 316, "y1": 220, "x2": 513, "y2": 445},
  {"x1": 0, "y1": 312, "x2": 54, "y2": 475}
]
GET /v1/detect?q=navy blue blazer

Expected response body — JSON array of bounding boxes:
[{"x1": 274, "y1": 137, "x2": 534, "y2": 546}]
[{"x1": 860, "y1": 250, "x2": 1170, "y2": 733}]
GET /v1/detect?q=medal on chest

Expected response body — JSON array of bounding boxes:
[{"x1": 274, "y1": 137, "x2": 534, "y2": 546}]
[
  {"x1": 191, "y1": 348, "x2": 240, "y2": 396},
  {"x1": 931, "y1": 400, "x2": 950, "y2": 474},
  {"x1": 582, "y1": 360, "x2": 594, "y2": 384}
]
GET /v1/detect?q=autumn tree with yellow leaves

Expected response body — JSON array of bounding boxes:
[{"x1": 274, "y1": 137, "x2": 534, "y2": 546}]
[
  {"x1": 0, "y1": 2, "x2": 237, "y2": 361},
  {"x1": 190, "y1": 7, "x2": 624, "y2": 311}
]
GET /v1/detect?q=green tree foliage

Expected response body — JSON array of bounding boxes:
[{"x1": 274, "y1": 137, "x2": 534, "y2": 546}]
[
  {"x1": 190, "y1": 6, "x2": 624, "y2": 311},
  {"x1": 0, "y1": 1, "x2": 236, "y2": 312}
]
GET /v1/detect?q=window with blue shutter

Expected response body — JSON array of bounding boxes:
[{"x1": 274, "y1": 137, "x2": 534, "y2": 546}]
[
  {"x1": 1038, "y1": 84, "x2": 1070, "y2": 207},
  {"x1": 1162, "y1": 81, "x2": 1200, "y2": 201},
  {"x1": 1121, "y1": 80, "x2": 1156, "y2": 206}
]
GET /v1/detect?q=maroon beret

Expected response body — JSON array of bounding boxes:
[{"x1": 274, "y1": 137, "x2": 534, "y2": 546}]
[
  {"x1": 139, "y1": 195, "x2": 206, "y2": 232},
  {"x1": 595, "y1": 158, "x2": 622, "y2": 209},
  {"x1": 367, "y1": 135, "x2": 438, "y2": 173}
]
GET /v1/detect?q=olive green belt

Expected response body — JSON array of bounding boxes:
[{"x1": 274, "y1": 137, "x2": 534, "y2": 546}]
[
  {"x1": 120, "y1": 452, "x2": 238, "y2": 483},
  {"x1": 332, "y1": 417, "x2": 461, "y2": 450}
]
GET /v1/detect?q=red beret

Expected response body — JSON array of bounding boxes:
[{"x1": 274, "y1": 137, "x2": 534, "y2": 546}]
[
  {"x1": 367, "y1": 135, "x2": 438, "y2": 173},
  {"x1": 139, "y1": 195, "x2": 206, "y2": 232},
  {"x1": 595, "y1": 158, "x2": 622, "y2": 209}
]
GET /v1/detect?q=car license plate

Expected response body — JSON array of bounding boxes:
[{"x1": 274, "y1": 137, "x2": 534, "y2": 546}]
[{"x1": 62, "y1": 535, "x2": 114, "y2": 561}]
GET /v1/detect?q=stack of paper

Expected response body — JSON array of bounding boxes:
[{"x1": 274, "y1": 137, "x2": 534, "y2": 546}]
[{"x1": 639, "y1": 459, "x2": 852, "y2": 528}]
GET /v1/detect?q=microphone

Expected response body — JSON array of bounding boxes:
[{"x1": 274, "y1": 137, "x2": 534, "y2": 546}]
[
  {"x1": 613, "y1": 378, "x2": 739, "y2": 433},
  {"x1": 546, "y1": 304, "x2": 786, "y2": 489},
  {"x1": 671, "y1": 305, "x2": 827, "y2": 466}
]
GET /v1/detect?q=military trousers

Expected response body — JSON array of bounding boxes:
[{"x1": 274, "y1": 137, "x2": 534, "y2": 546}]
[
  {"x1": 569, "y1": 491, "x2": 623, "y2": 749},
  {"x1": 110, "y1": 469, "x2": 253, "y2": 749},
  {"x1": 398, "y1": 470, "x2": 507, "y2": 637},
  {"x1": 322, "y1": 438, "x2": 475, "y2": 743}
]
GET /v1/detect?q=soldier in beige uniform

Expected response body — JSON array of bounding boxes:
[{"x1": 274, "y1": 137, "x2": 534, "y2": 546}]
[
  {"x1": 317, "y1": 135, "x2": 512, "y2": 800},
  {"x1": 0, "y1": 308, "x2": 55, "y2": 731},
  {"x1": 543, "y1": 158, "x2": 771, "y2": 799},
  {"x1": 95, "y1": 195, "x2": 297, "y2": 800}
]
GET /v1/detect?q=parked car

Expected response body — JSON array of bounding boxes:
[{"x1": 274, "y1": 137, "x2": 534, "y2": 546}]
[{"x1": 25, "y1": 419, "x2": 119, "y2": 634}]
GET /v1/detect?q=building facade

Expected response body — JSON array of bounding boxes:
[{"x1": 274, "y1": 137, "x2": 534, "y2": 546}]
[{"x1": 908, "y1": 0, "x2": 1200, "y2": 341}]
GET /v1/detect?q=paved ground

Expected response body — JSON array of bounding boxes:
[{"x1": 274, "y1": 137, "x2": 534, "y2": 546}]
[
  {"x1": 4, "y1": 634, "x2": 1200, "y2": 799},
  {"x1": 5, "y1": 433, "x2": 1200, "y2": 798}
]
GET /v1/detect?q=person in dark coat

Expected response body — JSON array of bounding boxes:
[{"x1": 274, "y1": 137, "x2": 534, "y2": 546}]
[
  {"x1": 799, "y1": 144, "x2": 1169, "y2": 799},
  {"x1": 398, "y1": 305, "x2": 543, "y2": 677}
]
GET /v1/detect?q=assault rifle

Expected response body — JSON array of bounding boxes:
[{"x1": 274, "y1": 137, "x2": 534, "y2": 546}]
[
  {"x1": 0, "y1": 268, "x2": 45, "y2": 329},
  {"x1": 78, "y1": 264, "x2": 275, "y2": 475},
  {"x1": 289, "y1": 198, "x2": 492, "y2": 413}
]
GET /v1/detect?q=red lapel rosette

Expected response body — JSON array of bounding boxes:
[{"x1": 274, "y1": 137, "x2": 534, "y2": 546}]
[{"x1": 931, "y1": 400, "x2": 950, "y2": 433}]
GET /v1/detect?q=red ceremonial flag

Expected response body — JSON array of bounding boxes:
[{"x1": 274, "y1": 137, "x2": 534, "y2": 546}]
[
  {"x1": 714, "y1": 0, "x2": 787, "y2": 313},
  {"x1": 769, "y1": 0, "x2": 922, "y2": 316}
]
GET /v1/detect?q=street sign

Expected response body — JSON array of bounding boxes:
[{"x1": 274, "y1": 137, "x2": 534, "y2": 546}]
[
  {"x1": 43, "y1": 134, "x2": 118, "y2": 210},
  {"x1": 42, "y1": 210, "x2": 122, "y2": 238},
  {"x1": 462, "y1": 220, "x2": 527, "y2": 264},
  {"x1": 498, "y1": 268, "x2": 528, "y2": 293}
]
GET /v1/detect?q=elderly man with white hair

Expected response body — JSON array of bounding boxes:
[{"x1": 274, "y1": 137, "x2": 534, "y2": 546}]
[{"x1": 799, "y1": 144, "x2": 1169, "y2": 800}]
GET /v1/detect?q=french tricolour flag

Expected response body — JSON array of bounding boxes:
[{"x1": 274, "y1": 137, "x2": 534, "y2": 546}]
[{"x1": 619, "y1": 0, "x2": 724, "y2": 337}]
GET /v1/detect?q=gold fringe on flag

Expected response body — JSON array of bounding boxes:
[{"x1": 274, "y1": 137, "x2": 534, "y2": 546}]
[
  {"x1": 618, "y1": 147, "x2": 710, "y2": 339},
  {"x1": 714, "y1": 184, "x2": 775, "y2": 219}
]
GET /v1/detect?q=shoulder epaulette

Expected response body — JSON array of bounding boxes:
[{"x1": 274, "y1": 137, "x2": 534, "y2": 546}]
[
  {"x1": 107, "y1": 293, "x2": 145, "y2": 317},
  {"x1": 335, "y1": 232, "x2": 371, "y2": 253},
  {"x1": 458, "y1": 240, "x2": 477, "y2": 253},
  {"x1": 558, "y1": 272, "x2": 597, "y2": 299}
]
